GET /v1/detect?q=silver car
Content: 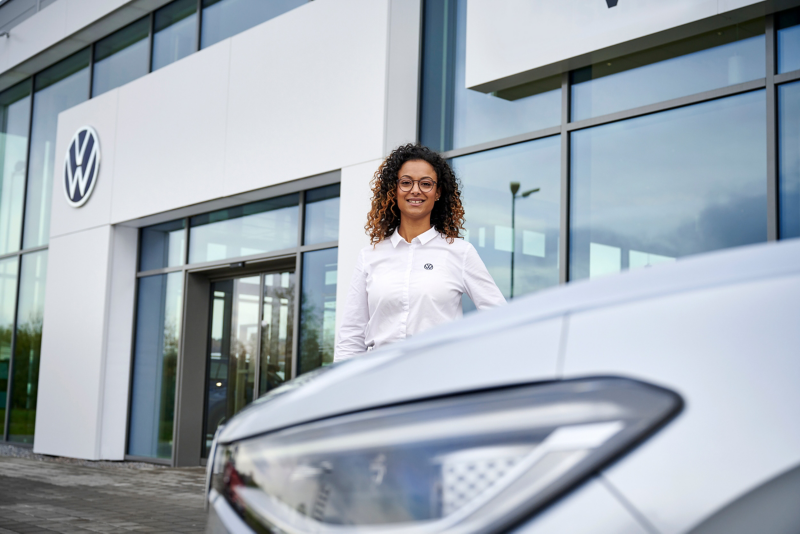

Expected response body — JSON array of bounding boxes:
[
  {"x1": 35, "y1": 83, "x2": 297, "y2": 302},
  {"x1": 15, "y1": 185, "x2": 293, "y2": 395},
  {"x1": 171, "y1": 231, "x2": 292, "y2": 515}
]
[{"x1": 205, "y1": 239, "x2": 800, "y2": 534}]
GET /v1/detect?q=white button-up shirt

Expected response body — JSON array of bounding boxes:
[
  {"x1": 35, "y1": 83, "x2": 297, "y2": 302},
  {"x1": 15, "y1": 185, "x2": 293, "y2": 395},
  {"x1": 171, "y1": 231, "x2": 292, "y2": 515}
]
[{"x1": 335, "y1": 227, "x2": 506, "y2": 360}]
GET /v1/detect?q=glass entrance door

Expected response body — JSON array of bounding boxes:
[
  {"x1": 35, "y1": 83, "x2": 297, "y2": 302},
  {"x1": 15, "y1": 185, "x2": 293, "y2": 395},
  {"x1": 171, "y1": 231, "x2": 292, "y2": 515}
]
[{"x1": 202, "y1": 270, "x2": 294, "y2": 456}]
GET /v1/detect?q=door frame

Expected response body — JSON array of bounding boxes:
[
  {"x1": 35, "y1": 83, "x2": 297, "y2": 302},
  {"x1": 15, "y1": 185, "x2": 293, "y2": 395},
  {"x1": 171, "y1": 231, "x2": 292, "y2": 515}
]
[{"x1": 173, "y1": 256, "x2": 296, "y2": 467}]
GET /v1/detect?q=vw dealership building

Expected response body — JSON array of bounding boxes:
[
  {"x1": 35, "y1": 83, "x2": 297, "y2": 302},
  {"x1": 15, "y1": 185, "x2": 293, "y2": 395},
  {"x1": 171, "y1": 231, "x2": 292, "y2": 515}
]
[{"x1": 0, "y1": 0, "x2": 798, "y2": 466}]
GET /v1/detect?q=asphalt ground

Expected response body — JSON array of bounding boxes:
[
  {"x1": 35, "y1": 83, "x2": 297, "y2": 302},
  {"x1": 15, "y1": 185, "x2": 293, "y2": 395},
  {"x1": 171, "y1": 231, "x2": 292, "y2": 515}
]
[{"x1": 0, "y1": 448, "x2": 207, "y2": 534}]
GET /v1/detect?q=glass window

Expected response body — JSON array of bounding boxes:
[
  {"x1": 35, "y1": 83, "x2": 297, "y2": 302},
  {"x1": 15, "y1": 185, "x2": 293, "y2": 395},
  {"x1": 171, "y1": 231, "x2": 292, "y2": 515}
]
[
  {"x1": 304, "y1": 184, "x2": 340, "y2": 246},
  {"x1": 139, "y1": 219, "x2": 186, "y2": 271},
  {"x1": 0, "y1": 257, "x2": 18, "y2": 438},
  {"x1": 8, "y1": 250, "x2": 47, "y2": 443},
  {"x1": 0, "y1": 82, "x2": 30, "y2": 256},
  {"x1": 570, "y1": 91, "x2": 767, "y2": 280},
  {"x1": 24, "y1": 50, "x2": 90, "y2": 249},
  {"x1": 152, "y1": 0, "x2": 198, "y2": 71},
  {"x1": 128, "y1": 272, "x2": 183, "y2": 459},
  {"x1": 92, "y1": 18, "x2": 150, "y2": 97},
  {"x1": 571, "y1": 20, "x2": 765, "y2": 122},
  {"x1": 201, "y1": 0, "x2": 307, "y2": 49},
  {"x1": 778, "y1": 9, "x2": 800, "y2": 74},
  {"x1": 779, "y1": 81, "x2": 800, "y2": 239},
  {"x1": 298, "y1": 248, "x2": 336, "y2": 375},
  {"x1": 420, "y1": 0, "x2": 560, "y2": 152},
  {"x1": 259, "y1": 271, "x2": 294, "y2": 395},
  {"x1": 452, "y1": 137, "x2": 561, "y2": 305},
  {"x1": 189, "y1": 194, "x2": 299, "y2": 264}
]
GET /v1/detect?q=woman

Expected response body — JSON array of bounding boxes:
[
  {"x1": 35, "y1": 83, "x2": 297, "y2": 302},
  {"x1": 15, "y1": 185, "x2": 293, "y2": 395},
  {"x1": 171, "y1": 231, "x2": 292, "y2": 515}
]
[{"x1": 334, "y1": 144, "x2": 505, "y2": 361}]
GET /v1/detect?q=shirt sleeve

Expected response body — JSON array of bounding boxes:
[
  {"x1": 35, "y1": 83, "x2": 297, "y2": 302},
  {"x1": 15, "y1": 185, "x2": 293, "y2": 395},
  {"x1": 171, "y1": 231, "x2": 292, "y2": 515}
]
[
  {"x1": 462, "y1": 243, "x2": 507, "y2": 310},
  {"x1": 334, "y1": 249, "x2": 370, "y2": 361}
]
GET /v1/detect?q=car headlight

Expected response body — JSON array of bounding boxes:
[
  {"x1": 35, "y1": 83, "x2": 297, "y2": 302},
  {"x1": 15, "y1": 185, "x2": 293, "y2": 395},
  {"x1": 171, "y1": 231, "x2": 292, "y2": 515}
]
[{"x1": 211, "y1": 377, "x2": 681, "y2": 533}]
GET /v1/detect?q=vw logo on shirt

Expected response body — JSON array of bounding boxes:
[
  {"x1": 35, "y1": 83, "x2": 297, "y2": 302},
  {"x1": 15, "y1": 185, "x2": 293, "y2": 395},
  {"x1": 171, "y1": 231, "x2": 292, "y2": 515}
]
[
  {"x1": 63, "y1": 126, "x2": 100, "y2": 208},
  {"x1": 424, "y1": 263, "x2": 433, "y2": 270}
]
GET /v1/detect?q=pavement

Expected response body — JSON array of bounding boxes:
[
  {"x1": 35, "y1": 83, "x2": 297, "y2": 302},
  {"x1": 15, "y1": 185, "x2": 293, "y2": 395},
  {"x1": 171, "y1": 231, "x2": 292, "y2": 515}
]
[{"x1": 0, "y1": 446, "x2": 208, "y2": 534}]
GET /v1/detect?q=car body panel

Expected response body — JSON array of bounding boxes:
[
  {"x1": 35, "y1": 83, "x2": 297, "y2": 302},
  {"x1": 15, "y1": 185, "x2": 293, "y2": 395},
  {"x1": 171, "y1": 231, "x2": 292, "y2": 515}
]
[
  {"x1": 510, "y1": 477, "x2": 651, "y2": 534},
  {"x1": 564, "y1": 272, "x2": 800, "y2": 533}
]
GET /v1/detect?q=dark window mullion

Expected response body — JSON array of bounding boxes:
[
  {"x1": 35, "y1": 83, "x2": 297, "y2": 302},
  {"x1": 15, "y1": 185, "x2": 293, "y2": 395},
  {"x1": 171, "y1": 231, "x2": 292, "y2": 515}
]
[{"x1": 766, "y1": 14, "x2": 779, "y2": 241}]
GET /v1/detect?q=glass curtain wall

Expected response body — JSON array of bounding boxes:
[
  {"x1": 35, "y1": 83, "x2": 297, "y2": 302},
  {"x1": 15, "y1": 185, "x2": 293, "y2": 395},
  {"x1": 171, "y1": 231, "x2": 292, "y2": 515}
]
[
  {"x1": 129, "y1": 185, "x2": 339, "y2": 460},
  {"x1": 421, "y1": 2, "x2": 795, "y2": 299},
  {"x1": 0, "y1": 258, "x2": 17, "y2": 437},
  {"x1": 24, "y1": 50, "x2": 90, "y2": 249},
  {"x1": 92, "y1": 17, "x2": 150, "y2": 97},
  {"x1": 128, "y1": 272, "x2": 183, "y2": 459},
  {"x1": 419, "y1": 0, "x2": 560, "y2": 152},
  {"x1": 0, "y1": 83, "x2": 30, "y2": 256},
  {"x1": 200, "y1": 0, "x2": 307, "y2": 49},
  {"x1": 8, "y1": 250, "x2": 47, "y2": 443},
  {"x1": 779, "y1": 81, "x2": 800, "y2": 239},
  {"x1": 152, "y1": 0, "x2": 198, "y2": 71}
]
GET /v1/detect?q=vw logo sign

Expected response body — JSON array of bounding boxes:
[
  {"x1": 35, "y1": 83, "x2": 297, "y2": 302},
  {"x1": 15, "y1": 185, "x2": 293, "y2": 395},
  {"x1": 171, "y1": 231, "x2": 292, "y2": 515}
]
[{"x1": 63, "y1": 126, "x2": 100, "y2": 208}]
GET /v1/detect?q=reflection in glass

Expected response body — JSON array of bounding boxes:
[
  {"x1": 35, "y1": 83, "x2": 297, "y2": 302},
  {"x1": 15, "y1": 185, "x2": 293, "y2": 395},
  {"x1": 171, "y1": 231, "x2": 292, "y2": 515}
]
[
  {"x1": 0, "y1": 83, "x2": 30, "y2": 256},
  {"x1": 24, "y1": 50, "x2": 90, "y2": 249},
  {"x1": 0, "y1": 257, "x2": 18, "y2": 437},
  {"x1": 419, "y1": 0, "x2": 560, "y2": 152},
  {"x1": 201, "y1": 0, "x2": 307, "y2": 49},
  {"x1": 571, "y1": 20, "x2": 765, "y2": 121},
  {"x1": 570, "y1": 91, "x2": 767, "y2": 280},
  {"x1": 92, "y1": 18, "x2": 150, "y2": 97},
  {"x1": 452, "y1": 137, "x2": 561, "y2": 306},
  {"x1": 152, "y1": 0, "x2": 198, "y2": 71},
  {"x1": 259, "y1": 271, "x2": 294, "y2": 396},
  {"x1": 779, "y1": 81, "x2": 800, "y2": 239},
  {"x1": 139, "y1": 219, "x2": 186, "y2": 271},
  {"x1": 304, "y1": 184, "x2": 340, "y2": 245},
  {"x1": 128, "y1": 272, "x2": 183, "y2": 459},
  {"x1": 298, "y1": 248, "x2": 337, "y2": 375},
  {"x1": 203, "y1": 276, "x2": 260, "y2": 456},
  {"x1": 778, "y1": 9, "x2": 800, "y2": 74},
  {"x1": 189, "y1": 194, "x2": 299, "y2": 264},
  {"x1": 9, "y1": 251, "x2": 47, "y2": 443}
]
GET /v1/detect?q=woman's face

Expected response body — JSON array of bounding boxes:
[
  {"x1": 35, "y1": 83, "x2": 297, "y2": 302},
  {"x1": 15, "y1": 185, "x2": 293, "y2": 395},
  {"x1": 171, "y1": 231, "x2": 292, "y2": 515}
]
[{"x1": 396, "y1": 159, "x2": 439, "y2": 223}]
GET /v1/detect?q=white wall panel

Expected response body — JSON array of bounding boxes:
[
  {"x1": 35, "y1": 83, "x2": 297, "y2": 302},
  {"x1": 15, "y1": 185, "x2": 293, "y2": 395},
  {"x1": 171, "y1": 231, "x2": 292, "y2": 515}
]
[
  {"x1": 0, "y1": 0, "x2": 68, "y2": 77},
  {"x1": 223, "y1": 0, "x2": 388, "y2": 197},
  {"x1": 465, "y1": 0, "x2": 765, "y2": 93},
  {"x1": 99, "y1": 225, "x2": 138, "y2": 460},
  {"x1": 111, "y1": 41, "x2": 231, "y2": 223},
  {"x1": 50, "y1": 88, "x2": 118, "y2": 239},
  {"x1": 563, "y1": 275, "x2": 800, "y2": 533},
  {"x1": 335, "y1": 159, "x2": 380, "y2": 342},
  {"x1": 34, "y1": 225, "x2": 113, "y2": 459}
]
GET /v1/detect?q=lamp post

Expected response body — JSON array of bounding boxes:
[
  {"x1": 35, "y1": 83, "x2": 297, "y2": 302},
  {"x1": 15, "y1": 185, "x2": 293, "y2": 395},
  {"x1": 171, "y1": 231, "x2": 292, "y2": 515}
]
[{"x1": 509, "y1": 182, "x2": 540, "y2": 299}]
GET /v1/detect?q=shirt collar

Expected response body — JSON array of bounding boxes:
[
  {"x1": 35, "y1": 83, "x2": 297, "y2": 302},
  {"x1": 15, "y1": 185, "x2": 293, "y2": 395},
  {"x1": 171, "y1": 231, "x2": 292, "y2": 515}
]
[{"x1": 390, "y1": 226, "x2": 439, "y2": 247}]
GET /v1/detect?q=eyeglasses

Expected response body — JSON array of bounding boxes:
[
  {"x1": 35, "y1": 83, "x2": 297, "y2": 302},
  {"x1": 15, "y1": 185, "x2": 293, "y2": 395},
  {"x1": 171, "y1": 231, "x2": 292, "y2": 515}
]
[{"x1": 398, "y1": 178, "x2": 437, "y2": 193}]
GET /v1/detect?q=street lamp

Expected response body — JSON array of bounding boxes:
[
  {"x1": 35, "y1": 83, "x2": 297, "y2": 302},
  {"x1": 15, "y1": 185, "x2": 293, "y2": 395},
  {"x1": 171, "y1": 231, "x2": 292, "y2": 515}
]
[{"x1": 509, "y1": 182, "x2": 540, "y2": 299}]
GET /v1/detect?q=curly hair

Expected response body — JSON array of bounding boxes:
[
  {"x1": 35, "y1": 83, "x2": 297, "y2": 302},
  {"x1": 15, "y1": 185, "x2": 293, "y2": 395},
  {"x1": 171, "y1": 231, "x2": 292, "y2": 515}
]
[{"x1": 366, "y1": 144, "x2": 465, "y2": 244}]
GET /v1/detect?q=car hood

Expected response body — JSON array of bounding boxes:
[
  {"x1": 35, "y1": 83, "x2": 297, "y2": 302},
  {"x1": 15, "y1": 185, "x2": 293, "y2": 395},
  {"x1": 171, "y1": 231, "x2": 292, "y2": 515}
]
[{"x1": 217, "y1": 238, "x2": 800, "y2": 444}]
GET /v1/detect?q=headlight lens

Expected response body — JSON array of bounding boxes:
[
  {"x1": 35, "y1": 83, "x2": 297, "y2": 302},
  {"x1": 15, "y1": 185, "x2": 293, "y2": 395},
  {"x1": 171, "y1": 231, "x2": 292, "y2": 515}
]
[{"x1": 211, "y1": 377, "x2": 681, "y2": 533}]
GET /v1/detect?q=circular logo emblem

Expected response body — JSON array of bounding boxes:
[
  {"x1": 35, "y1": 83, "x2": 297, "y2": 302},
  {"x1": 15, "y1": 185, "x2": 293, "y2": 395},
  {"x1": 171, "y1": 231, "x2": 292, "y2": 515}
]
[
  {"x1": 424, "y1": 263, "x2": 433, "y2": 270},
  {"x1": 63, "y1": 126, "x2": 100, "y2": 208}
]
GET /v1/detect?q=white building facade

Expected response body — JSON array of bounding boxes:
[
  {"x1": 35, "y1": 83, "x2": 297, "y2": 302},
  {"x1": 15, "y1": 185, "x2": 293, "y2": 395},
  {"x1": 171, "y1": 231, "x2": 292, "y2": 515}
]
[{"x1": 0, "y1": 0, "x2": 797, "y2": 466}]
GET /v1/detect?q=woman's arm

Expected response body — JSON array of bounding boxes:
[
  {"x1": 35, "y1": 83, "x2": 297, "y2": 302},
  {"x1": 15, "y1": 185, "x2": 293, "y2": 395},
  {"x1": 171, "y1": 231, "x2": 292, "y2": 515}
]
[
  {"x1": 334, "y1": 249, "x2": 370, "y2": 361},
  {"x1": 462, "y1": 243, "x2": 507, "y2": 309}
]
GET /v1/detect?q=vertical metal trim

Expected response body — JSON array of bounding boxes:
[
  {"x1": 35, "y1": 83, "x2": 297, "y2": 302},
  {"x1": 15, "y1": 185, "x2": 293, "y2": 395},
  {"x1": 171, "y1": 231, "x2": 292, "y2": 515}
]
[
  {"x1": 123, "y1": 229, "x2": 143, "y2": 456},
  {"x1": 183, "y1": 217, "x2": 190, "y2": 265},
  {"x1": 253, "y1": 273, "x2": 265, "y2": 397},
  {"x1": 196, "y1": 0, "x2": 203, "y2": 51},
  {"x1": 415, "y1": 0, "x2": 425, "y2": 143},
  {"x1": 559, "y1": 72, "x2": 571, "y2": 284},
  {"x1": 148, "y1": 11, "x2": 155, "y2": 73},
  {"x1": 88, "y1": 44, "x2": 95, "y2": 99},
  {"x1": 766, "y1": 14, "x2": 779, "y2": 241},
  {"x1": 291, "y1": 191, "x2": 306, "y2": 379},
  {"x1": 171, "y1": 268, "x2": 190, "y2": 466},
  {"x1": 17, "y1": 78, "x2": 34, "y2": 258}
]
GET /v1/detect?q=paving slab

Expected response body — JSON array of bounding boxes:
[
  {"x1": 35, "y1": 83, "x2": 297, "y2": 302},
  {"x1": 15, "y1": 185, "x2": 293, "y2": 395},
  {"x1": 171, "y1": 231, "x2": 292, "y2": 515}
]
[{"x1": 0, "y1": 452, "x2": 207, "y2": 534}]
